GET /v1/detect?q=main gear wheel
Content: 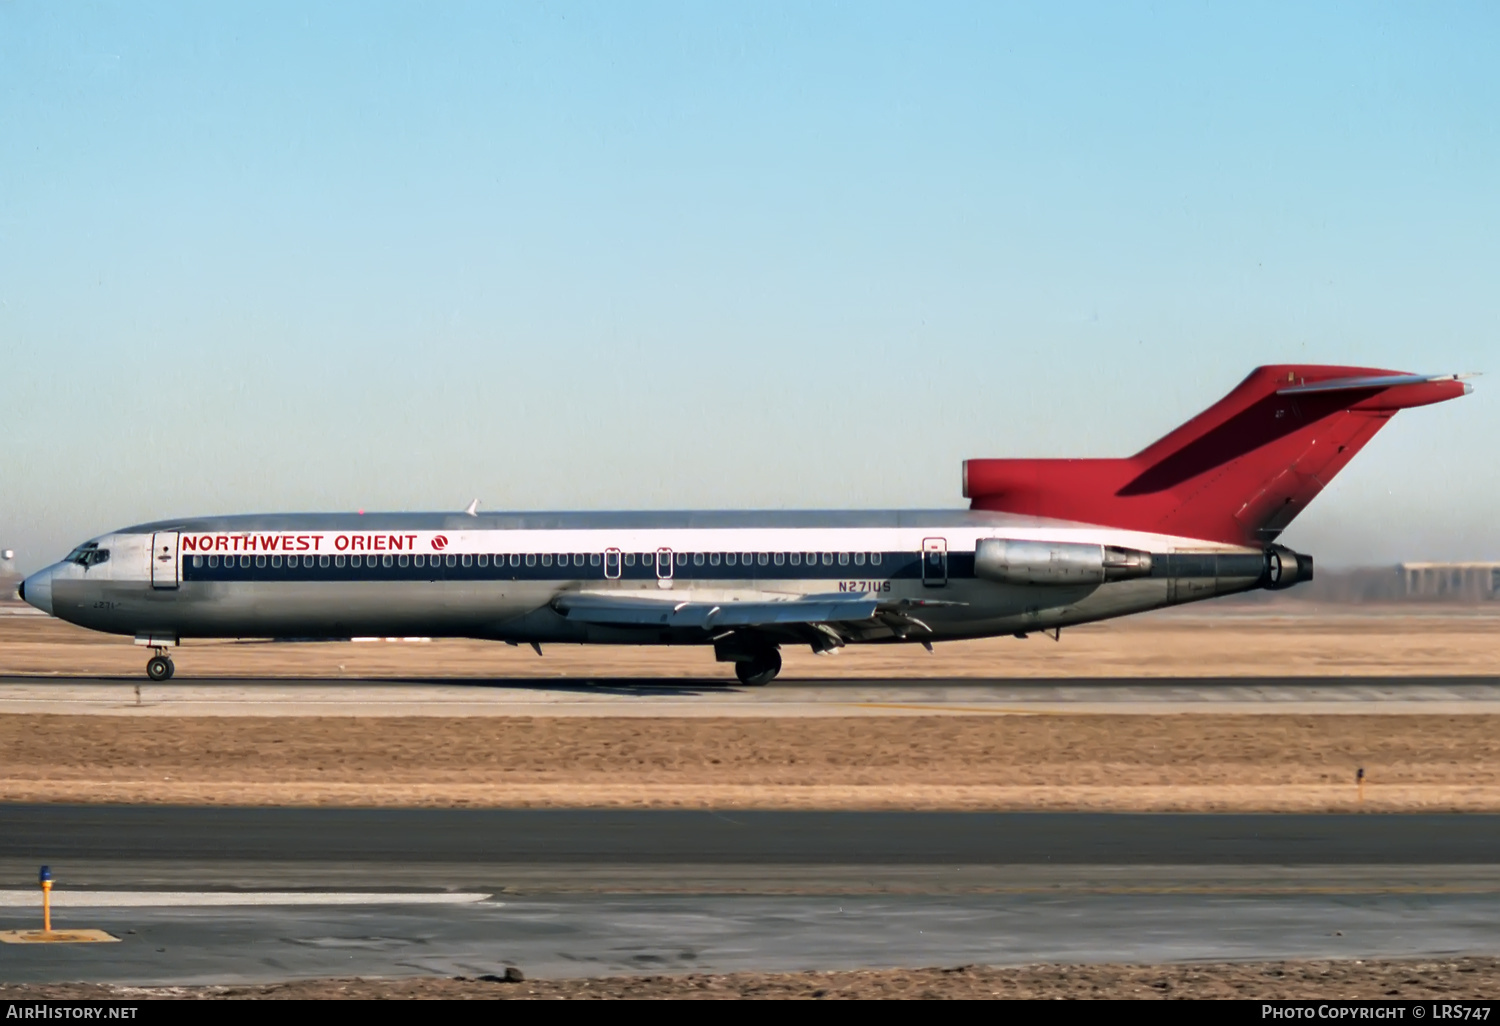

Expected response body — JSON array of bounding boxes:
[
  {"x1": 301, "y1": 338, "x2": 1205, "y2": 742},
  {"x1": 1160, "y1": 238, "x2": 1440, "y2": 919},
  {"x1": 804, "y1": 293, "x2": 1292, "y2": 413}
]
[{"x1": 734, "y1": 648, "x2": 781, "y2": 687}]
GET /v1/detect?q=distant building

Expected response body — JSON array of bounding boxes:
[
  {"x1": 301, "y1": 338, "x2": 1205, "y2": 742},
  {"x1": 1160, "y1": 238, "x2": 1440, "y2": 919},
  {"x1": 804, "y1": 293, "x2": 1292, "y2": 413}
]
[
  {"x1": 1219, "y1": 561, "x2": 1500, "y2": 605},
  {"x1": 0, "y1": 549, "x2": 17, "y2": 603},
  {"x1": 1399, "y1": 562, "x2": 1500, "y2": 601}
]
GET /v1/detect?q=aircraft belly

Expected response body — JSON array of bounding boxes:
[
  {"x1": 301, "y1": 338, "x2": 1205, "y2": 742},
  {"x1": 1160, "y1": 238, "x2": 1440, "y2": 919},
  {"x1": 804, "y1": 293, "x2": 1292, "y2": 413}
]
[
  {"x1": 224, "y1": 581, "x2": 547, "y2": 637},
  {"x1": 54, "y1": 580, "x2": 548, "y2": 639},
  {"x1": 891, "y1": 579, "x2": 1164, "y2": 641},
  {"x1": 919, "y1": 570, "x2": 1261, "y2": 641}
]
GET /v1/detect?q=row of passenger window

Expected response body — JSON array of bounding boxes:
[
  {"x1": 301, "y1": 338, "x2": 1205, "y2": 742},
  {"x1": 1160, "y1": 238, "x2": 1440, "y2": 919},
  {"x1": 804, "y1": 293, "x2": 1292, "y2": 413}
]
[
  {"x1": 189, "y1": 551, "x2": 886, "y2": 570},
  {"x1": 195, "y1": 554, "x2": 492, "y2": 569},
  {"x1": 627, "y1": 551, "x2": 885, "y2": 567}
]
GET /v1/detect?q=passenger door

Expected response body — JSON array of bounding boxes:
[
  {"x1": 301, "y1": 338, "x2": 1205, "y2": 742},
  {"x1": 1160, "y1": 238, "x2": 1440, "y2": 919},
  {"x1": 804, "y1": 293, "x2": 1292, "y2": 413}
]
[
  {"x1": 921, "y1": 537, "x2": 947, "y2": 588},
  {"x1": 150, "y1": 531, "x2": 180, "y2": 590},
  {"x1": 656, "y1": 548, "x2": 674, "y2": 583}
]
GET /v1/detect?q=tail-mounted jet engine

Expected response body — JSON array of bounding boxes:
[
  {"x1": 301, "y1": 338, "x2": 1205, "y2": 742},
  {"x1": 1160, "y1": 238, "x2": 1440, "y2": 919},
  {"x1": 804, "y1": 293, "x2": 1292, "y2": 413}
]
[
  {"x1": 974, "y1": 539, "x2": 1154, "y2": 586},
  {"x1": 1262, "y1": 544, "x2": 1313, "y2": 590}
]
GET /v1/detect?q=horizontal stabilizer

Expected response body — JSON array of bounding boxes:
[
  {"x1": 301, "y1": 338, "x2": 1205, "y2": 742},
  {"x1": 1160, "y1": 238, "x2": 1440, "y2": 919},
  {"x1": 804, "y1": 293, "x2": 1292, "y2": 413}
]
[
  {"x1": 555, "y1": 593, "x2": 880, "y2": 629},
  {"x1": 1278, "y1": 373, "x2": 1474, "y2": 396}
]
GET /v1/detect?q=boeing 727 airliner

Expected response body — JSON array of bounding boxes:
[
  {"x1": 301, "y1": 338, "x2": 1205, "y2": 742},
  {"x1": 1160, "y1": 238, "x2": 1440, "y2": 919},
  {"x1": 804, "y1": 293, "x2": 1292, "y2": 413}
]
[{"x1": 19, "y1": 365, "x2": 1471, "y2": 684}]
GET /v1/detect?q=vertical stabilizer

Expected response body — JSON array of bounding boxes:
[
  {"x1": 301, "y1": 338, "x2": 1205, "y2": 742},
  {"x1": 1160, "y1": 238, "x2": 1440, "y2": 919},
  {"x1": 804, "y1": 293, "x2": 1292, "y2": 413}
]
[{"x1": 963, "y1": 366, "x2": 1470, "y2": 546}]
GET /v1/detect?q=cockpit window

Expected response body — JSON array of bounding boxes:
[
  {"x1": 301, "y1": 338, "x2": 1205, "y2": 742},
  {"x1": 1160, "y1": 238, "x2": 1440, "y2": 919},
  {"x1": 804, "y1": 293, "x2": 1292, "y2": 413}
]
[{"x1": 64, "y1": 543, "x2": 110, "y2": 569}]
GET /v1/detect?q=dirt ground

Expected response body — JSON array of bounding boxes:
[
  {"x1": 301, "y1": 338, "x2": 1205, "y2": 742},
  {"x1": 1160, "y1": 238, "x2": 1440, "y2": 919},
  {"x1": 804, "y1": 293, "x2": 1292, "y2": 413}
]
[
  {"x1": 2, "y1": 607, "x2": 1498, "y2": 680},
  {"x1": 3, "y1": 712, "x2": 1499, "y2": 811},
  {"x1": 4, "y1": 615, "x2": 1498, "y2": 998},
  {"x1": 3, "y1": 610, "x2": 1499, "y2": 811},
  {"x1": 5, "y1": 958, "x2": 1499, "y2": 999}
]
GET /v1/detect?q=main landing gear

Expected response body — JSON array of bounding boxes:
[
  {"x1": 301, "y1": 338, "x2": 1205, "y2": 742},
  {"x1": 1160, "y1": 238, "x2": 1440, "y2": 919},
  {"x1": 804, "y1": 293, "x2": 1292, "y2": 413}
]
[
  {"x1": 734, "y1": 647, "x2": 782, "y2": 687},
  {"x1": 145, "y1": 651, "x2": 175, "y2": 681}
]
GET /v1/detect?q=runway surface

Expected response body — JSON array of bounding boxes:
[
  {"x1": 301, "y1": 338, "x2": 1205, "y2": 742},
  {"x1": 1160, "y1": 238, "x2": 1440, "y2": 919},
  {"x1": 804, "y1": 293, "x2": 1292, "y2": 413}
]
[
  {"x1": 3, "y1": 808, "x2": 1500, "y2": 983},
  {"x1": 6, "y1": 807, "x2": 1500, "y2": 870},
  {"x1": 5, "y1": 675, "x2": 1500, "y2": 716},
  {"x1": 9, "y1": 895, "x2": 1500, "y2": 985}
]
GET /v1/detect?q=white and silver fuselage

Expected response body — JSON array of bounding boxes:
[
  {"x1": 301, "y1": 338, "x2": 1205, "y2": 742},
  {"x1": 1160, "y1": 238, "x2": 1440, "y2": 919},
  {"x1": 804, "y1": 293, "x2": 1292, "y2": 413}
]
[{"x1": 19, "y1": 509, "x2": 1295, "y2": 650}]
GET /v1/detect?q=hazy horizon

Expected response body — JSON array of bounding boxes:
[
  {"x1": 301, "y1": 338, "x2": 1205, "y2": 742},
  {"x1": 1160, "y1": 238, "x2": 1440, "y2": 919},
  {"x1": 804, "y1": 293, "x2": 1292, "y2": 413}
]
[{"x1": 4, "y1": 2, "x2": 1497, "y2": 574}]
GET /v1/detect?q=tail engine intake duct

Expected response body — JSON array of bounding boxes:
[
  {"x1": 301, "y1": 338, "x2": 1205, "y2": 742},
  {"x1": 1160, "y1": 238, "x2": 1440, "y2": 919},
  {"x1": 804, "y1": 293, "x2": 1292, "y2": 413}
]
[{"x1": 975, "y1": 539, "x2": 1153, "y2": 586}]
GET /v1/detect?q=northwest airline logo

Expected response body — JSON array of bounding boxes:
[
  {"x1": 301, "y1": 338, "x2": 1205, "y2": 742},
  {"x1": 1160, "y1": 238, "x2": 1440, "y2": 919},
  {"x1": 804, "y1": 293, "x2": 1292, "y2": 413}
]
[{"x1": 182, "y1": 532, "x2": 450, "y2": 554}]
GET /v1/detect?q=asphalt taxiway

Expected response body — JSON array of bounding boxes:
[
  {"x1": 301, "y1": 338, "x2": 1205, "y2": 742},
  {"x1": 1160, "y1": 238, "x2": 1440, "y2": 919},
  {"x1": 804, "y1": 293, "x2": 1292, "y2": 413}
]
[
  {"x1": 3, "y1": 808, "x2": 1499, "y2": 983},
  {"x1": 10, "y1": 894, "x2": 1500, "y2": 985},
  {"x1": 5, "y1": 807, "x2": 1500, "y2": 870},
  {"x1": 4, "y1": 675, "x2": 1500, "y2": 716}
]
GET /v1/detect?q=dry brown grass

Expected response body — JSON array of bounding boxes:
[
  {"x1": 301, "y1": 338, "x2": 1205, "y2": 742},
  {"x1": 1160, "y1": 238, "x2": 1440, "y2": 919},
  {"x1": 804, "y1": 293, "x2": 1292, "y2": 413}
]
[{"x1": 4, "y1": 712, "x2": 1499, "y2": 811}]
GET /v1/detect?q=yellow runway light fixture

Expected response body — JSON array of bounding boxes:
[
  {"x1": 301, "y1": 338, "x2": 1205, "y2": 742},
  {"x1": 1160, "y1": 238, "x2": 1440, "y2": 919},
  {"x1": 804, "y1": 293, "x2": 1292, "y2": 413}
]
[{"x1": 0, "y1": 866, "x2": 118, "y2": 944}]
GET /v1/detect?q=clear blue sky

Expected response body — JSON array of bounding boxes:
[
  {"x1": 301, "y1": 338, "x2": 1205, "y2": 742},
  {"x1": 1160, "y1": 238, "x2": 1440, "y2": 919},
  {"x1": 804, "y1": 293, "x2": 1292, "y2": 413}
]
[{"x1": 3, "y1": 1, "x2": 1496, "y2": 571}]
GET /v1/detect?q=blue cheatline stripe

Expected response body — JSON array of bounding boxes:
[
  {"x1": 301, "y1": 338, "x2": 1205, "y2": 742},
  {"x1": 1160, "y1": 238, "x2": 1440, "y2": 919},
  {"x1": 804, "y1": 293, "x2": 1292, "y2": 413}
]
[{"x1": 178, "y1": 550, "x2": 975, "y2": 584}]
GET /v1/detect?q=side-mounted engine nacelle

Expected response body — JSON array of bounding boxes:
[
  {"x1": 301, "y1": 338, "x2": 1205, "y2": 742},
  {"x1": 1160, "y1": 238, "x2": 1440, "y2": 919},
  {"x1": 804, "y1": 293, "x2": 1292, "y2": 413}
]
[
  {"x1": 974, "y1": 539, "x2": 1154, "y2": 586},
  {"x1": 976, "y1": 538, "x2": 1311, "y2": 592}
]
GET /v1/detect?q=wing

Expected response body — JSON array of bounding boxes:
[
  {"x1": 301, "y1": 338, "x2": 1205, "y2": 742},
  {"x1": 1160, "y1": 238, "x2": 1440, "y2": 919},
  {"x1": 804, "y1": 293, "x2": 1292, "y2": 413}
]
[{"x1": 553, "y1": 592, "x2": 881, "y2": 629}]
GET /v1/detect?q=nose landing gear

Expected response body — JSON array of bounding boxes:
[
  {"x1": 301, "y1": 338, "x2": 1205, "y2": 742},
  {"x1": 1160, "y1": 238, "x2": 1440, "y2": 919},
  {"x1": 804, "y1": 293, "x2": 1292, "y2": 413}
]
[{"x1": 145, "y1": 651, "x2": 175, "y2": 681}]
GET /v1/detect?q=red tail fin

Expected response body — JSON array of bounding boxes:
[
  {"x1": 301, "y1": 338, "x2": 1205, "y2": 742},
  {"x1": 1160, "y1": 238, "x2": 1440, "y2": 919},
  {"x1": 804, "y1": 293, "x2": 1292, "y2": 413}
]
[{"x1": 964, "y1": 365, "x2": 1470, "y2": 546}]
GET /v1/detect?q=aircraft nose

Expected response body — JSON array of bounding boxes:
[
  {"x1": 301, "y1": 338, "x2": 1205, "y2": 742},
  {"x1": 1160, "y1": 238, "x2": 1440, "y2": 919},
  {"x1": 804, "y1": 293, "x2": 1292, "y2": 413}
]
[{"x1": 19, "y1": 568, "x2": 53, "y2": 616}]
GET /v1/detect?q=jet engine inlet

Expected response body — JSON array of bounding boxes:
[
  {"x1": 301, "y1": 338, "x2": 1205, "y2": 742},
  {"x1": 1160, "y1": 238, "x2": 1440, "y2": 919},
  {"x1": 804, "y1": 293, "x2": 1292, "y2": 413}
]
[{"x1": 975, "y1": 539, "x2": 1153, "y2": 586}]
